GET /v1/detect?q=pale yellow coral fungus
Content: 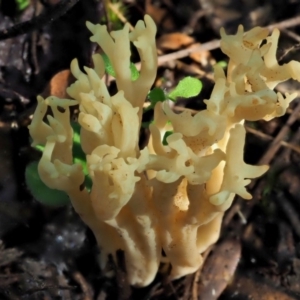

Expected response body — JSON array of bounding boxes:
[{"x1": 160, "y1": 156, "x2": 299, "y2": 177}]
[{"x1": 28, "y1": 16, "x2": 300, "y2": 286}]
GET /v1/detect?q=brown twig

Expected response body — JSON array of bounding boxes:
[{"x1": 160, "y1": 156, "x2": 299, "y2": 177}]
[
  {"x1": 258, "y1": 100, "x2": 300, "y2": 165},
  {"x1": 73, "y1": 272, "x2": 94, "y2": 300},
  {"x1": 157, "y1": 39, "x2": 220, "y2": 66},
  {"x1": 278, "y1": 42, "x2": 300, "y2": 62},
  {"x1": 0, "y1": 0, "x2": 80, "y2": 41},
  {"x1": 267, "y1": 16, "x2": 300, "y2": 32},
  {"x1": 274, "y1": 191, "x2": 300, "y2": 238},
  {"x1": 281, "y1": 28, "x2": 300, "y2": 43},
  {"x1": 246, "y1": 125, "x2": 300, "y2": 155}
]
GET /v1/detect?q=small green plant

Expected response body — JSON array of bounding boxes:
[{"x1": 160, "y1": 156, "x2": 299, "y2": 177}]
[
  {"x1": 102, "y1": 0, "x2": 129, "y2": 30},
  {"x1": 146, "y1": 76, "x2": 202, "y2": 110}
]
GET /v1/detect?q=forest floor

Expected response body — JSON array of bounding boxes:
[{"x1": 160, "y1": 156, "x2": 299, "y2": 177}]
[{"x1": 1, "y1": 0, "x2": 300, "y2": 299}]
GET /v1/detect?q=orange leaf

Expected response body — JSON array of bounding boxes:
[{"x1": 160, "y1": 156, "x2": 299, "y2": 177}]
[
  {"x1": 157, "y1": 32, "x2": 195, "y2": 50},
  {"x1": 145, "y1": 0, "x2": 174, "y2": 30},
  {"x1": 42, "y1": 69, "x2": 73, "y2": 99}
]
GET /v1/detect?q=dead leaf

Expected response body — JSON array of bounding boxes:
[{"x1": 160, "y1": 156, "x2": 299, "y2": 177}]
[
  {"x1": 197, "y1": 238, "x2": 241, "y2": 300},
  {"x1": 0, "y1": 241, "x2": 23, "y2": 267},
  {"x1": 157, "y1": 33, "x2": 195, "y2": 50},
  {"x1": 225, "y1": 272, "x2": 299, "y2": 300},
  {"x1": 42, "y1": 69, "x2": 73, "y2": 98},
  {"x1": 145, "y1": 0, "x2": 174, "y2": 30}
]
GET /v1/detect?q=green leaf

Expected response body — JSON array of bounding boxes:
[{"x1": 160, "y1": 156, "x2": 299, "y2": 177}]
[
  {"x1": 130, "y1": 63, "x2": 140, "y2": 81},
  {"x1": 101, "y1": 53, "x2": 139, "y2": 81},
  {"x1": 216, "y1": 60, "x2": 228, "y2": 68},
  {"x1": 25, "y1": 161, "x2": 70, "y2": 207},
  {"x1": 16, "y1": 0, "x2": 29, "y2": 11},
  {"x1": 34, "y1": 144, "x2": 45, "y2": 152},
  {"x1": 102, "y1": 53, "x2": 116, "y2": 77},
  {"x1": 162, "y1": 131, "x2": 173, "y2": 145},
  {"x1": 168, "y1": 77, "x2": 202, "y2": 101},
  {"x1": 144, "y1": 88, "x2": 167, "y2": 112},
  {"x1": 148, "y1": 87, "x2": 167, "y2": 103}
]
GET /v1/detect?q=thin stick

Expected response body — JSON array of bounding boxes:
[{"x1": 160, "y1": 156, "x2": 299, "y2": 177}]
[
  {"x1": 267, "y1": 16, "x2": 300, "y2": 31},
  {"x1": 157, "y1": 39, "x2": 220, "y2": 66},
  {"x1": 258, "y1": 100, "x2": 300, "y2": 165},
  {"x1": 281, "y1": 28, "x2": 300, "y2": 43},
  {"x1": 246, "y1": 126, "x2": 300, "y2": 155}
]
